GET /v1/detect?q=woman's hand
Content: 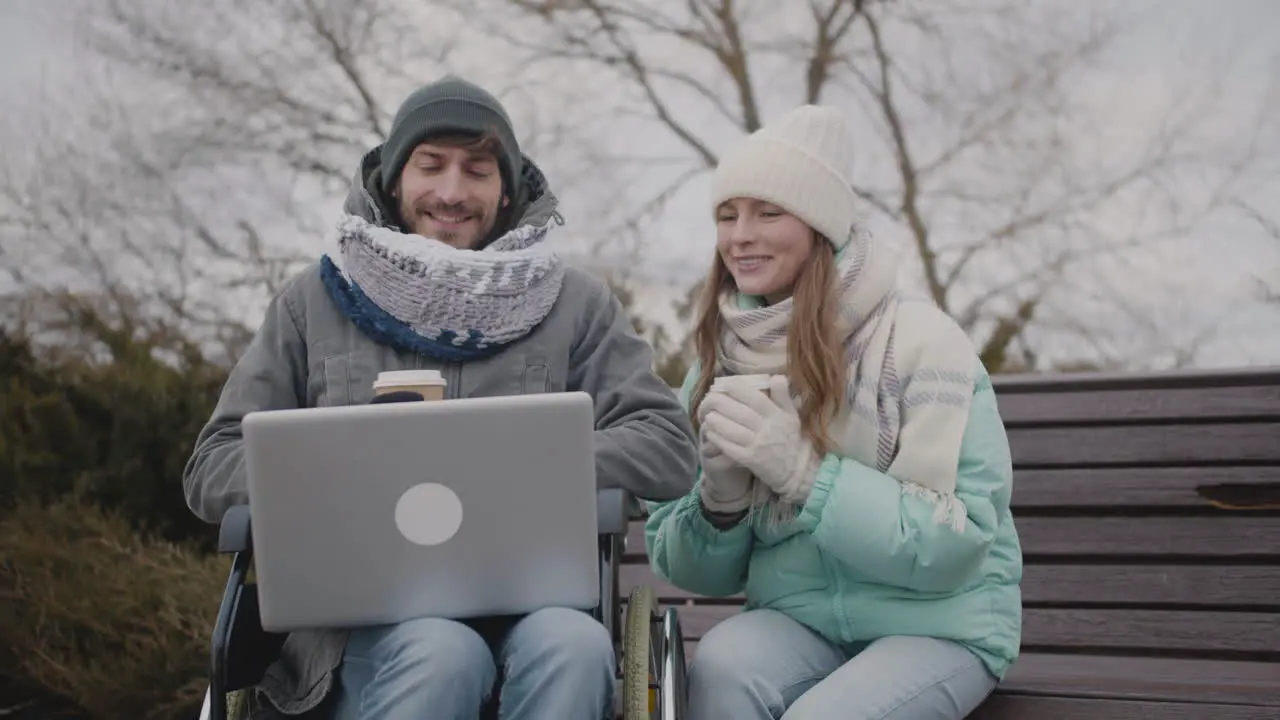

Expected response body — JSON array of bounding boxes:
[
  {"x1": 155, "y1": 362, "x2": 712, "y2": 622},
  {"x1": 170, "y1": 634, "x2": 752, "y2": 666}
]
[
  {"x1": 701, "y1": 375, "x2": 820, "y2": 504},
  {"x1": 697, "y1": 425, "x2": 755, "y2": 514}
]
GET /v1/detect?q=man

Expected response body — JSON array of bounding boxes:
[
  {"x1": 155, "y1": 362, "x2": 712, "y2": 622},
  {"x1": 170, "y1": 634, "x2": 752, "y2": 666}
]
[{"x1": 183, "y1": 76, "x2": 698, "y2": 719}]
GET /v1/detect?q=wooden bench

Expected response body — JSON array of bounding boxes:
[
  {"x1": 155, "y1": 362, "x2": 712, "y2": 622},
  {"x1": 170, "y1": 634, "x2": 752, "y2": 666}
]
[{"x1": 620, "y1": 367, "x2": 1280, "y2": 719}]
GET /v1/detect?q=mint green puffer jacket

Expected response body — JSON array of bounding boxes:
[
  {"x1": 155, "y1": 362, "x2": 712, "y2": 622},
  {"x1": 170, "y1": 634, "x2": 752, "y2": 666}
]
[{"x1": 644, "y1": 361, "x2": 1023, "y2": 679}]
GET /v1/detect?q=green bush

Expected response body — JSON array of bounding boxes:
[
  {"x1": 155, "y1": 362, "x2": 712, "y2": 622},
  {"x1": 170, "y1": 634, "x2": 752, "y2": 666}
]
[
  {"x1": 0, "y1": 495, "x2": 228, "y2": 719},
  {"x1": 0, "y1": 296, "x2": 238, "y2": 716},
  {"x1": 0, "y1": 310, "x2": 228, "y2": 551}
]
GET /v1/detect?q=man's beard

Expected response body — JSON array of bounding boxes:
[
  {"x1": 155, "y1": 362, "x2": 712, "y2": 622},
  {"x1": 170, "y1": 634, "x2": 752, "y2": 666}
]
[{"x1": 400, "y1": 198, "x2": 494, "y2": 249}]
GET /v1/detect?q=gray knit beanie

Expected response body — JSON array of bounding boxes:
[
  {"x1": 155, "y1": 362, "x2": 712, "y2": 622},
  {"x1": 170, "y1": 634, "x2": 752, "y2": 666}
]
[{"x1": 380, "y1": 76, "x2": 523, "y2": 199}]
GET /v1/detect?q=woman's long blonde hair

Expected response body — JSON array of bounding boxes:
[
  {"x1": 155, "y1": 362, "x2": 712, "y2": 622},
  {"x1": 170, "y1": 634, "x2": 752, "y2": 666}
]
[{"x1": 689, "y1": 236, "x2": 848, "y2": 455}]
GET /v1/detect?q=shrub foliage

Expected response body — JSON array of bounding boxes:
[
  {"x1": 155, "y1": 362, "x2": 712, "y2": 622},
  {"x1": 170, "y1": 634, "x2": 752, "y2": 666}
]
[
  {"x1": 0, "y1": 496, "x2": 227, "y2": 718},
  {"x1": 1, "y1": 297, "x2": 231, "y2": 717}
]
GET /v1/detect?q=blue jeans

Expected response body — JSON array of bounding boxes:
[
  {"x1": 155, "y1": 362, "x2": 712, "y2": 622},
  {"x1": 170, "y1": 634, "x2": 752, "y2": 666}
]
[
  {"x1": 329, "y1": 607, "x2": 614, "y2": 719},
  {"x1": 688, "y1": 609, "x2": 997, "y2": 720}
]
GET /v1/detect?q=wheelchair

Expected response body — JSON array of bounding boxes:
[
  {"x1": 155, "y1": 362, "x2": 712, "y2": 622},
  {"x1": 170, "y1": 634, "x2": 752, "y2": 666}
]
[{"x1": 198, "y1": 488, "x2": 688, "y2": 720}]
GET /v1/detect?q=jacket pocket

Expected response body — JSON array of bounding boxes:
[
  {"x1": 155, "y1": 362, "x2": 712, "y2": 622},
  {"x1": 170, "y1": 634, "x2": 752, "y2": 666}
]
[
  {"x1": 319, "y1": 355, "x2": 352, "y2": 407},
  {"x1": 745, "y1": 536, "x2": 831, "y2": 607},
  {"x1": 521, "y1": 355, "x2": 550, "y2": 394}
]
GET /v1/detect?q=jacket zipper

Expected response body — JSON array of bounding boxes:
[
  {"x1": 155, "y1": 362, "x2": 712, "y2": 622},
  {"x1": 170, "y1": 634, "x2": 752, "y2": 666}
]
[{"x1": 444, "y1": 360, "x2": 462, "y2": 399}]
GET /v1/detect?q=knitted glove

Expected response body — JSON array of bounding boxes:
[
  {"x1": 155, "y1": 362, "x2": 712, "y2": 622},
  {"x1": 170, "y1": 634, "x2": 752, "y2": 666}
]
[
  {"x1": 702, "y1": 375, "x2": 821, "y2": 504},
  {"x1": 696, "y1": 414, "x2": 755, "y2": 515}
]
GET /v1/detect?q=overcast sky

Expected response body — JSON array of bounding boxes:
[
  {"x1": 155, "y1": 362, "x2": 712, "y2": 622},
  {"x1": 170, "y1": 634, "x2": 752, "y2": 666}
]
[{"x1": 2, "y1": 0, "x2": 1277, "y2": 368}]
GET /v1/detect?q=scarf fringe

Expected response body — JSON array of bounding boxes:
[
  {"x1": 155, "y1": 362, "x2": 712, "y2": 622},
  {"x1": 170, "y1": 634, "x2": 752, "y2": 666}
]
[
  {"x1": 749, "y1": 480, "x2": 969, "y2": 533},
  {"x1": 901, "y1": 481, "x2": 968, "y2": 533}
]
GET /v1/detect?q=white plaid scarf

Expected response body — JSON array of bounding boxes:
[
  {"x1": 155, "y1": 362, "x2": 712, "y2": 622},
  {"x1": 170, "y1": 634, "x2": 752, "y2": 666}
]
[{"x1": 716, "y1": 225, "x2": 978, "y2": 531}]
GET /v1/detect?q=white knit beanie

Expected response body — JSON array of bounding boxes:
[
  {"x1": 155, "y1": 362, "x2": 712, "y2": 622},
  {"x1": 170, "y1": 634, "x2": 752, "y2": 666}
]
[{"x1": 711, "y1": 104, "x2": 857, "y2": 250}]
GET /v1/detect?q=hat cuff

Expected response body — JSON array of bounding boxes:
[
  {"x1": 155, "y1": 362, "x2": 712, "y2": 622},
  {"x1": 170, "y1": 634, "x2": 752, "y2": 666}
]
[
  {"x1": 381, "y1": 99, "x2": 522, "y2": 195},
  {"x1": 711, "y1": 136, "x2": 856, "y2": 249}
]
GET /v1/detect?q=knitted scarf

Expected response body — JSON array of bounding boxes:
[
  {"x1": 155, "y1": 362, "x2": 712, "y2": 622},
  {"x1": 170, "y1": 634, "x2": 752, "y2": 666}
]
[
  {"x1": 319, "y1": 213, "x2": 564, "y2": 361},
  {"x1": 716, "y1": 225, "x2": 977, "y2": 531}
]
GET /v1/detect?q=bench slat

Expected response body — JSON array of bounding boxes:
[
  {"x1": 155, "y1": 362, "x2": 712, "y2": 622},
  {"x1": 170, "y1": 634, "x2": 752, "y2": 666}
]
[
  {"x1": 996, "y1": 385, "x2": 1280, "y2": 425},
  {"x1": 1012, "y1": 466, "x2": 1280, "y2": 508},
  {"x1": 991, "y1": 366, "x2": 1280, "y2": 393},
  {"x1": 1019, "y1": 608, "x2": 1280, "y2": 655},
  {"x1": 998, "y1": 653, "x2": 1280, "y2": 706},
  {"x1": 626, "y1": 516, "x2": 1280, "y2": 560},
  {"x1": 972, "y1": 695, "x2": 1271, "y2": 720},
  {"x1": 1017, "y1": 563, "x2": 1280, "y2": 606},
  {"x1": 1007, "y1": 423, "x2": 1280, "y2": 466},
  {"x1": 619, "y1": 563, "x2": 1280, "y2": 608},
  {"x1": 1011, "y1": 516, "x2": 1280, "y2": 558},
  {"x1": 647, "y1": 605, "x2": 1280, "y2": 656}
]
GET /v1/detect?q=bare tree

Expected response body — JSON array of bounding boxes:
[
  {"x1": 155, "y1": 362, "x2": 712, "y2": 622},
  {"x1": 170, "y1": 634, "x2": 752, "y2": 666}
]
[
  {"x1": 82, "y1": 0, "x2": 452, "y2": 187},
  {"x1": 4, "y1": 0, "x2": 434, "y2": 351},
  {"x1": 1, "y1": 83, "x2": 310, "y2": 362},
  {"x1": 8, "y1": 0, "x2": 1275, "y2": 373},
  {"x1": 2, "y1": 0, "x2": 617, "y2": 360},
  {"x1": 454, "y1": 0, "x2": 1278, "y2": 371}
]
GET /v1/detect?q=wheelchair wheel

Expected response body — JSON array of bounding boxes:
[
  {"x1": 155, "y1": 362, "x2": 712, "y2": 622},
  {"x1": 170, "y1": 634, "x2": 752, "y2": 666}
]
[
  {"x1": 658, "y1": 606, "x2": 688, "y2": 719},
  {"x1": 622, "y1": 584, "x2": 661, "y2": 720}
]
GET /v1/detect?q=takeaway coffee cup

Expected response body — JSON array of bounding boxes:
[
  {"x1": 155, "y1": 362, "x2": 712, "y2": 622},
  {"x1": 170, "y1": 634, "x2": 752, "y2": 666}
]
[
  {"x1": 710, "y1": 374, "x2": 772, "y2": 395},
  {"x1": 372, "y1": 369, "x2": 447, "y2": 401}
]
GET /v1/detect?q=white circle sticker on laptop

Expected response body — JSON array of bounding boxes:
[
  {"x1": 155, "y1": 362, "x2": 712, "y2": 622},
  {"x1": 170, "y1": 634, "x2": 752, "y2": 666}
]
[{"x1": 394, "y1": 483, "x2": 463, "y2": 546}]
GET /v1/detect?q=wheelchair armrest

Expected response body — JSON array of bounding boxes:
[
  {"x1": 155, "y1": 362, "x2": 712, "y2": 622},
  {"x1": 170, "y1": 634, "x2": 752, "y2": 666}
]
[
  {"x1": 597, "y1": 488, "x2": 634, "y2": 536},
  {"x1": 218, "y1": 504, "x2": 253, "y2": 555}
]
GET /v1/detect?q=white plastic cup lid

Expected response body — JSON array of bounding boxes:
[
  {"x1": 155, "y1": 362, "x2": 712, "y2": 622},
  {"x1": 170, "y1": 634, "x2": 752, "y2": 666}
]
[
  {"x1": 712, "y1": 374, "x2": 772, "y2": 391},
  {"x1": 373, "y1": 369, "x2": 447, "y2": 388}
]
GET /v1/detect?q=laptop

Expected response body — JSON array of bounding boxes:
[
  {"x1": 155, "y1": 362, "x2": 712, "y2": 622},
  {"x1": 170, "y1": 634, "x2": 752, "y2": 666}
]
[{"x1": 242, "y1": 391, "x2": 599, "y2": 633}]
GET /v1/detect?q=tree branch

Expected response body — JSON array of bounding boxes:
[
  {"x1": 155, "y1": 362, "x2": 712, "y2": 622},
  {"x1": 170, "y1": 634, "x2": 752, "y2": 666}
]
[{"x1": 860, "y1": 11, "x2": 945, "y2": 308}]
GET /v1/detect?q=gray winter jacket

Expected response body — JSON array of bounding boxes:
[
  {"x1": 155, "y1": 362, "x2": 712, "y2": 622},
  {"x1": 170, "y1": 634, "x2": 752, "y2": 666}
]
[{"x1": 183, "y1": 147, "x2": 697, "y2": 715}]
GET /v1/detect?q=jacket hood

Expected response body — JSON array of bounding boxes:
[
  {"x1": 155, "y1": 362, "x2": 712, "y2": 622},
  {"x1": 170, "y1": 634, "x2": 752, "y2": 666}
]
[{"x1": 341, "y1": 144, "x2": 561, "y2": 244}]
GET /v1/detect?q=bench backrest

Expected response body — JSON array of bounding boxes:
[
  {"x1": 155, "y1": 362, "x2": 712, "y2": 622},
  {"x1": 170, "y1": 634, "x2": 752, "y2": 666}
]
[
  {"x1": 624, "y1": 367, "x2": 1280, "y2": 663},
  {"x1": 988, "y1": 367, "x2": 1280, "y2": 662}
]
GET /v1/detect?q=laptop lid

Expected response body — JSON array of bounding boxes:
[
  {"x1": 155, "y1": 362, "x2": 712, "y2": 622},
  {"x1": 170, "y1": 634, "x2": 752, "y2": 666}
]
[{"x1": 243, "y1": 391, "x2": 599, "y2": 632}]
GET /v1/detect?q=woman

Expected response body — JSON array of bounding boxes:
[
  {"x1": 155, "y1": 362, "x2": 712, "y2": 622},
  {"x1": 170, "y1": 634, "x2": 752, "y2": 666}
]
[{"x1": 645, "y1": 104, "x2": 1022, "y2": 720}]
